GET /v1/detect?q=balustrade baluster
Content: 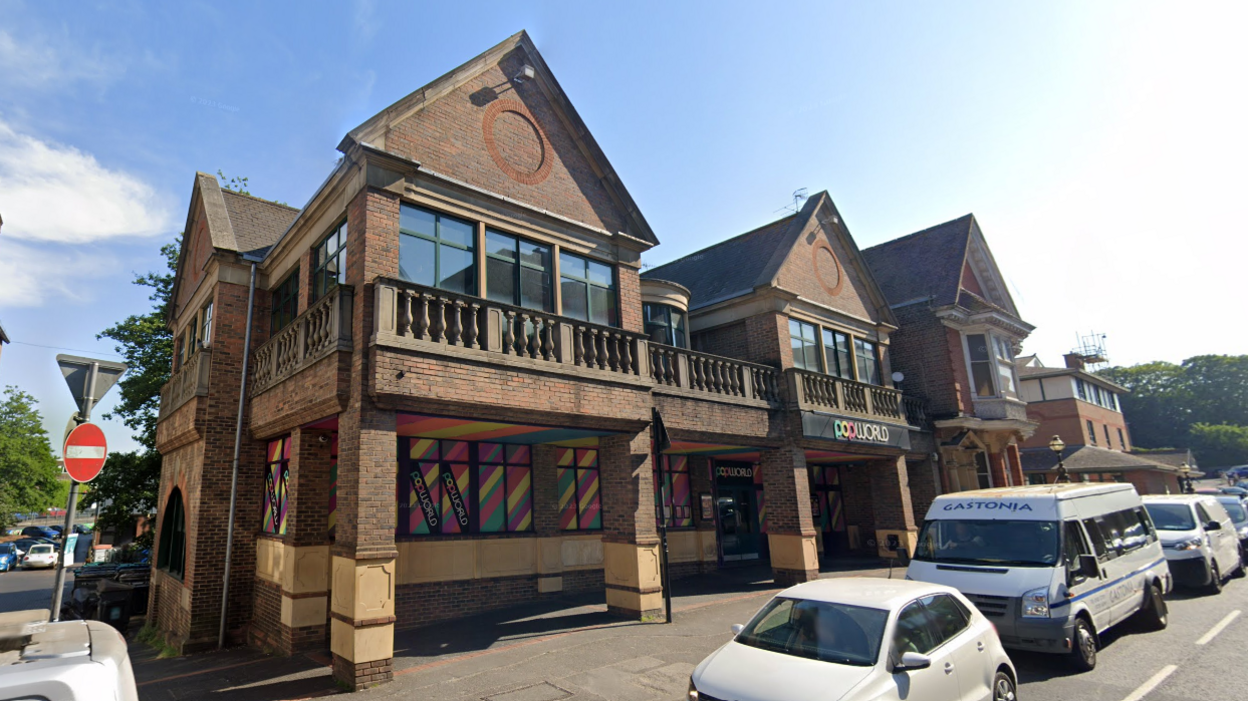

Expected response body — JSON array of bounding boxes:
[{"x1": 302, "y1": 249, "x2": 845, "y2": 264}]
[
  {"x1": 620, "y1": 337, "x2": 633, "y2": 375},
  {"x1": 607, "y1": 334, "x2": 620, "y2": 372},
  {"x1": 416, "y1": 294, "x2": 431, "y2": 340},
  {"x1": 465, "y1": 304, "x2": 481, "y2": 349},
  {"x1": 448, "y1": 301, "x2": 465, "y2": 346},
  {"x1": 429, "y1": 297, "x2": 446, "y2": 342},
  {"x1": 503, "y1": 310, "x2": 517, "y2": 355},
  {"x1": 398, "y1": 290, "x2": 413, "y2": 336},
  {"x1": 583, "y1": 328, "x2": 596, "y2": 367},
  {"x1": 591, "y1": 330, "x2": 605, "y2": 370},
  {"x1": 541, "y1": 318, "x2": 555, "y2": 361},
  {"x1": 575, "y1": 326, "x2": 587, "y2": 365}
]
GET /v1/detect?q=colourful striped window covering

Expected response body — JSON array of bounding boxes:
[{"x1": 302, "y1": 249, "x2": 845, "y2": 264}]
[
  {"x1": 396, "y1": 438, "x2": 533, "y2": 536},
  {"x1": 809, "y1": 466, "x2": 846, "y2": 533},
  {"x1": 556, "y1": 448, "x2": 601, "y2": 530},
  {"x1": 655, "y1": 455, "x2": 693, "y2": 528},
  {"x1": 477, "y1": 443, "x2": 533, "y2": 533},
  {"x1": 752, "y1": 463, "x2": 767, "y2": 533},
  {"x1": 262, "y1": 437, "x2": 291, "y2": 535}
]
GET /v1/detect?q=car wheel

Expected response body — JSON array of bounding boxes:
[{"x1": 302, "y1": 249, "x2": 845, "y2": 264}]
[
  {"x1": 1233, "y1": 555, "x2": 1246, "y2": 579},
  {"x1": 1137, "y1": 583, "x2": 1168, "y2": 631},
  {"x1": 1207, "y1": 561, "x2": 1223, "y2": 595},
  {"x1": 1070, "y1": 617, "x2": 1097, "y2": 671},
  {"x1": 993, "y1": 671, "x2": 1017, "y2": 701}
]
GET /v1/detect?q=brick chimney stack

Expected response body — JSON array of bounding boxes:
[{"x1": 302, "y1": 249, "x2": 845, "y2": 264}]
[{"x1": 1064, "y1": 353, "x2": 1086, "y2": 370}]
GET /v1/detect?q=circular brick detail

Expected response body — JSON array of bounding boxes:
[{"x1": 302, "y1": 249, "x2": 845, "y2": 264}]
[
  {"x1": 482, "y1": 99, "x2": 553, "y2": 185},
  {"x1": 813, "y1": 241, "x2": 844, "y2": 296}
]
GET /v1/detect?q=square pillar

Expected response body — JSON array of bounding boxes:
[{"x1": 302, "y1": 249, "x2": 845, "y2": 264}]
[
  {"x1": 760, "y1": 443, "x2": 818, "y2": 586},
  {"x1": 1006, "y1": 443, "x2": 1025, "y2": 486},
  {"x1": 905, "y1": 457, "x2": 940, "y2": 525},
  {"x1": 869, "y1": 456, "x2": 918, "y2": 558},
  {"x1": 532, "y1": 444, "x2": 565, "y2": 594},
  {"x1": 599, "y1": 430, "x2": 664, "y2": 620},
  {"x1": 988, "y1": 450, "x2": 1010, "y2": 487}
]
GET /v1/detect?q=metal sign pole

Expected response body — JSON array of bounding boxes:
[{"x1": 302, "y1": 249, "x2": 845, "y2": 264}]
[{"x1": 50, "y1": 361, "x2": 97, "y2": 620}]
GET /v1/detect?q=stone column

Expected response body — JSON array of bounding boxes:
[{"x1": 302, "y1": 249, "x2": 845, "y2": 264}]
[
  {"x1": 760, "y1": 443, "x2": 818, "y2": 586},
  {"x1": 869, "y1": 456, "x2": 918, "y2": 558},
  {"x1": 599, "y1": 429, "x2": 664, "y2": 619}
]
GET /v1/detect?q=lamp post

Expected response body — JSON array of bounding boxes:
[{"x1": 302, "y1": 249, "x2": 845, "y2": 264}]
[
  {"x1": 1179, "y1": 462, "x2": 1194, "y2": 494},
  {"x1": 1049, "y1": 435, "x2": 1070, "y2": 483}
]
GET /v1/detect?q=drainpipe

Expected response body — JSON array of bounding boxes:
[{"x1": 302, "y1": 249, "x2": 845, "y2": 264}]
[{"x1": 219, "y1": 255, "x2": 260, "y2": 649}]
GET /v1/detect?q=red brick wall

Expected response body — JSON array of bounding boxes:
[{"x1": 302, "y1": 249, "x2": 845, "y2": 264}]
[
  {"x1": 882, "y1": 304, "x2": 969, "y2": 418},
  {"x1": 1021, "y1": 399, "x2": 1131, "y2": 450},
  {"x1": 249, "y1": 352, "x2": 350, "y2": 438},
  {"x1": 775, "y1": 226, "x2": 879, "y2": 323}
]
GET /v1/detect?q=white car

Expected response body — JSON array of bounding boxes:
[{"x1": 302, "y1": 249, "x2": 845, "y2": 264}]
[
  {"x1": 0, "y1": 609, "x2": 139, "y2": 700},
  {"x1": 21, "y1": 544, "x2": 57, "y2": 569},
  {"x1": 689, "y1": 578, "x2": 1018, "y2": 701},
  {"x1": 1144, "y1": 495, "x2": 1244, "y2": 593}
]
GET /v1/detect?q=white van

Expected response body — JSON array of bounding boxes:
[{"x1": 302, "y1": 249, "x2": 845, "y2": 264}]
[
  {"x1": 906, "y1": 484, "x2": 1171, "y2": 672},
  {"x1": 1143, "y1": 495, "x2": 1244, "y2": 593}
]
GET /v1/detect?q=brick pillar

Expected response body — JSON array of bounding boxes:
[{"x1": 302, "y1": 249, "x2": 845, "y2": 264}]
[
  {"x1": 988, "y1": 450, "x2": 1010, "y2": 487},
  {"x1": 1006, "y1": 443, "x2": 1024, "y2": 486},
  {"x1": 868, "y1": 456, "x2": 918, "y2": 558},
  {"x1": 689, "y1": 456, "x2": 717, "y2": 573},
  {"x1": 599, "y1": 429, "x2": 664, "y2": 619},
  {"x1": 330, "y1": 186, "x2": 399, "y2": 691},
  {"x1": 906, "y1": 458, "x2": 940, "y2": 525},
  {"x1": 532, "y1": 445, "x2": 564, "y2": 594},
  {"x1": 760, "y1": 443, "x2": 818, "y2": 586}
]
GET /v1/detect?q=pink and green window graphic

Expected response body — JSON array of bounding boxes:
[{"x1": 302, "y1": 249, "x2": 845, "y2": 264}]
[
  {"x1": 655, "y1": 455, "x2": 693, "y2": 528},
  {"x1": 556, "y1": 448, "x2": 601, "y2": 531},
  {"x1": 397, "y1": 438, "x2": 533, "y2": 535},
  {"x1": 263, "y1": 437, "x2": 291, "y2": 535},
  {"x1": 477, "y1": 444, "x2": 532, "y2": 533},
  {"x1": 810, "y1": 465, "x2": 846, "y2": 533},
  {"x1": 752, "y1": 463, "x2": 767, "y2": 534}
]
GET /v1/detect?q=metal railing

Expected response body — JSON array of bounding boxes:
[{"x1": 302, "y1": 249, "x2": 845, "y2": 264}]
[
  {"x1": 157, "y1": 347, "x2": 211, "y2": 419},
  {"x1": 251, "y1": 286, "x2": 353, "y2": 396}
]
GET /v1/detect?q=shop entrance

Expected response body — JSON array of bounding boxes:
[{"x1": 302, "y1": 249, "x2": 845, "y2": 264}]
[
  {"x1": 714, "y1": 461, "x2": 763, "y2": 562},
  {"x1": 810, "y1": 464, "x2": 850, "y2": 559}
]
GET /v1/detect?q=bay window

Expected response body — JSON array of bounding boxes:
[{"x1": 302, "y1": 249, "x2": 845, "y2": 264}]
[
  {"x1": 399, "y1": 205, "x2": 476, "y2": 295},
  {"x1": 643, "y1": 303, "x2": 687, "y2": 348},
  {"x1": 966, "y1": 332, "x2": 1018, "y2": 398},
  {"x1": 559, "y1": 252, "x2": 616, "y2": 326}
]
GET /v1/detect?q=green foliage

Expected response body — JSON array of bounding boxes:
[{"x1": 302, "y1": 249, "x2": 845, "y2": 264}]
[
  {"x1": 0, "y1": 387, "x2": 61, "y2": 530},
  {"x1": 1188, "y1": 424, "x2": 1248, "y2": 469},
  {"x1": 1101, "y1": 355, "x2": 1248, "y2": 467},
  {"x1": 216, "y1": 169, "x2": 250, "y2": 195},
  {"x1": 93, "y1": 238, "x2": 179, "y2": 529}
]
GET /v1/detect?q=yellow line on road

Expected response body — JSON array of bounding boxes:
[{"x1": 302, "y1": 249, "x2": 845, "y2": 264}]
[
  {"x1": 1121, "y1": 665, "x2": 1177, "y2": 701},
  {"x1": 1195, "y1": 609, "x2": 1241, "y2": 646}
]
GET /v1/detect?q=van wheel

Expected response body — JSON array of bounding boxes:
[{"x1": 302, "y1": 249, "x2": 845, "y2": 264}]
[
  {"x1": 993, "y1": 671, "x2": 1017, "y2": 701},
  {"x1": 1233, "y1": 556, "x2": 1246, "y2": 579},
  {"x1": 1207, "y1": 561, "x2": 1223, "y2": 595},
  {"x1": 1070, "y1": 617, "x2": 1097, "y2": 671},
  {"x1": 1137, "y1": 583, "x2": 1168, "y2": 631}
]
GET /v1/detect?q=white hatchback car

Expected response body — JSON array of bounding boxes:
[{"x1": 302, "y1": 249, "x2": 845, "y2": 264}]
[
  {"x1": 690, "y1": 578, "x2": 1018, "y2": 701},
  {"x1": 21, "y1": 543, "x2": 57, "y2": 569}
]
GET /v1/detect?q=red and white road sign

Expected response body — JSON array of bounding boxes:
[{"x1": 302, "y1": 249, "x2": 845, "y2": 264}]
[{"x1": 63, "y1": 422, "x2": 107, "y2": 483}]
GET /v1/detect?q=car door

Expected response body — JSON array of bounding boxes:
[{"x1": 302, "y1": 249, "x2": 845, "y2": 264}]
[
  {"x1": 923, "y1": 594, "x2": 990, "y2": 701},
  {"x1": 1200, "y1": 501, "x2": 1238, "y2": 575},
  {"x1": 891, "y1": 599, "x2": 962, "y2": 701}
]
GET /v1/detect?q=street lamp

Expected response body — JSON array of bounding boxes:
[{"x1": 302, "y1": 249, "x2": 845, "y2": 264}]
[
  {"x1": 1179, "y1": 462, "x2": 1194, "y2": 494},
  {"x1": 1049, "y1": 435, "x2": 1070, "y2": 483}
]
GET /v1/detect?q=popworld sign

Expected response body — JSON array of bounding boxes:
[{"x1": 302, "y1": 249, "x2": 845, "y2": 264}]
[
  {"x1": 832, "y1": 419, "x2": 890, "y2": 444},
  {"x1": 63, "y1": 422, "x2": 107, "y2": 483}
]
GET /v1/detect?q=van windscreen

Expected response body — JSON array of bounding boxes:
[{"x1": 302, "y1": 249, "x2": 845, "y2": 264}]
[
  {"x1": 914, "y1": 520, "x2": 1060, "y2": 567},
  {"x1": 1144, "y1": 503, "x2": 1196, "y2": 531}
]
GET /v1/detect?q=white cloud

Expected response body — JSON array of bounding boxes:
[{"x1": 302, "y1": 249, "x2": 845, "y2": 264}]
[
  {"x1": 0, "y1": 120, "x2": 173, "y2": 243},
  {"x1": 0, "y1": 239, "x2": 117, "y2": 307},
  {"x1": 0, "y1": 29, "x2": 121, "y2": 89}
]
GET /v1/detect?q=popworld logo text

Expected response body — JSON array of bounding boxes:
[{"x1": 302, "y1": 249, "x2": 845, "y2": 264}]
[{"x1": 833, "y1": 419, "x2": 890, "y2": 443}]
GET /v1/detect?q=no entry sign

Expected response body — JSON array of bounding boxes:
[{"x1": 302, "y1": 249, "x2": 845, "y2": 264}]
[{"x1": 63, "y1": 422, "x2": 107, "y2": 483}]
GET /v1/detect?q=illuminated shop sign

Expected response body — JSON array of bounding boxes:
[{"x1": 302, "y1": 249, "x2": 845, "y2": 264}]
[
  {"x1": 716, "y1": 465, "x2": 755, "y2": 479},
  {"x1": 802, "y1": 412, "x2": 911, "y2": 450}
]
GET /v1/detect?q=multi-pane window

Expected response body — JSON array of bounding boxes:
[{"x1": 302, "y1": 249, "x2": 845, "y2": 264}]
[
  {"x1": 399, "y1": 205, "x2": 476, "y2": 295},
  {"x1": 156, "y1": 488, "x2": 186, "y2": 579},
  {"x1": 1076, "y1": 378, "x2": 1088, "y2": 401},
  {"x1": 313, "y1": 221, "x2": 348, "y2": 301},
  {"x1": 184, "y1": 322, "x2": 199, "y2": 358},
  {"x1": 262, "y1": 437, "x2": 291, "y2": 535},
  {"x1": 397, "y1": 439, "x2": 534, "y2": 535},
  {"x1": 654, "y1": 455, "x2": 692, "y2": 528},
  {"x1": 1118, "y1": 428, "x2": 1127, "y2": 450},
  {"x1": 270, "y1": 268, "x2": 300, "y2": 333},
  {"x1": 789, "y1": 320, "x2": 821, "y2": 371},
  {"x1": 967, "y1": 334, "x2": 995, "y2": 397},
  {"x1": 200, "y1": 301, "x2": 214, "y2": 347},
  {"x1": 643, "y1": 303, "x2": 687, "y2": 348},
  {"x1": 557, "y1": 448, "x2": 602, "y2": 530},
  {"x1": 992, "y1": 336, "x2": 1015, "y2": 395},
  {"x1": 822, "y1": 329, "x2": 853, "y2": 379},
  {"x1": 485, "y1": 230, "x2": 552, "y2": 311},
  {"x1": 854, "y1": 339, "x2": 880, "y2": 385},
  {"x1": 1104, "y1": 425, "x2": 1112, "y2": 448},
  {"x1": 559, "y1": 252, "x2": 616, "y2": 326},
  {"x1": 1087, "y1": 420, "x2": 1097, "y2": 445}
]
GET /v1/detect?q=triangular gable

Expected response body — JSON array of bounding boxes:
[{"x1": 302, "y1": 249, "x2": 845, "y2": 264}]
[
  {"x1": 960, "y1": 261, "x2": 985, "y2": 297},
  {"x1": 340, "y1": 31, "x2": 657, "y2": 247},
  {"x1": 773, "y1": 192, "x2": 898, "y2": 327},
  {"x1": 962, "y1": 217, "x2": 1021, "y2": 317},
  {"x1": 169, "y1": 173, "x2": 236, "y2": 324}
]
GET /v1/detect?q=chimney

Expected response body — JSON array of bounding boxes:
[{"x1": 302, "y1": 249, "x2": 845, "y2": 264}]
[{"x1": 1064, "y1": 353, "x2": 1086, "y2": 370}]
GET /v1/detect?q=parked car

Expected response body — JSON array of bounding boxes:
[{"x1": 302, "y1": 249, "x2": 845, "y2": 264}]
[
  {"x1": 47, "y1": 525, "x2": 64, "y2": 536},
  {"x1": 0, "y1": 610, "x2": 138, "y2": 700},
  {"x1": 1214, "y1": 495, "x2": 1248, "y2": 560},
  {"x1": 909, "y1": 483, "x2": 1170, "y2": 671},
  {"x1": 0, "y1": 543, "x2": 16, "y2": 572},
  {"x1": 689, "y1": 578, "x2": 1017, "y2": 701},
  {"x1": 21, "y1": 544, "x2": 57, "y2": 569},
  {"x1": 1144, "y1": 495, "x2": 1244, "y2": 593},
  {"x1": 21, "y1": 526, "x2": 58, "y2": 540}
]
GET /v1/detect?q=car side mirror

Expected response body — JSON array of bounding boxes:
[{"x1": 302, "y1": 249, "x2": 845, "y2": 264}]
[
  {"x1": 896, "y1": 651, "x2": 932, "y2": 671},
  {"x1": 1206, "y1": 520, "x2": 1222, "y2": 531},
  {"x1": 1079, "y1": 554, "x2": 1101, "y2": 579},
  {"x1": 731, "y1": 624, "x2": 744, "y2": 636}
]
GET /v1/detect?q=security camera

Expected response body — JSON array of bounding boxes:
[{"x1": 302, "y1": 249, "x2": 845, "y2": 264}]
[{"x1": 318, "y1": 434, "x2": 330, "y2": 444}]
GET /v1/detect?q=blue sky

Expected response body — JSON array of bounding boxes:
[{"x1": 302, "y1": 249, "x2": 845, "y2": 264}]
[{"x1": 1, "y1": 1, "x2": 1245, "y2": 455}]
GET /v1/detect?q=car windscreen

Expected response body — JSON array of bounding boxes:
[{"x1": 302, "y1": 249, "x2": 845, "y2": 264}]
[
  {"x1": 0, "y1": 544, "x2": 13, "y2": 554},
  {"x1": 1144, "y1": 503, "x2": 1197, "y2": 531},
  {"x1": 735, "y1": 597, "x2": 887, "y2": 667},
  {"x1": 914, "y1": 519, "x2": 1060, "y2": 567},
  {"x1": 1217, "y1": 499, "x2": 1248, "y2": 525}
]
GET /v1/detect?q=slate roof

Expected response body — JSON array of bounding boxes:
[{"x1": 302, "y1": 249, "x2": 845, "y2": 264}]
[
  {"x1": 641, "y1": 214, "x2": 798, "y2": 309},
  {"x1": 1020, "y1": 445, "x2": 1183, "y2": 474},
  {"x1": 861, "y1": 214, "x2": 973, "y2": 307},
  {"x1": 220, "y1": 190, "x2": 300, "y2": 258}
]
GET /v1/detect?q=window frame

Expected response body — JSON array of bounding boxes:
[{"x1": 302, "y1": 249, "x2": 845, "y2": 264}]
[
  {"x1": 1087, "y1": 420, "x2": 1097, "y2": 445},
  {"x1": 558, "y1": 251, "x2": 617, "y2": 327},
  {"x1": 821, "y1": 328, "x2": 853, "y2": 379},
  {"x1": 397, "y1": 438, "x2": 536, "y2": 536},
  {"x1": 156, "y1": 488, "x2": 186, "y2": 579},
  {"x1": 200, "y1": 300, "x2": 214, "y2": 347},
  {"x1": 789, "y1": 319, "x2": 822, "y2": 372},
  {"x1": 655, "y1": 454, "x2": 693, "y2": 528},
  {"x1": 854, "y1": 338, "x2": 881, "y2": 386},
  {"x1": 643, "y1": 303, "x2": 688, "y2": 348},
  {"x1": 557, "y1": 448, "x2": 603, "y2": 532},
  {"x1": 312, "y1": 220, "x2": 349, "y2": 302},
  {"x1": 270, "y1": 268, "x2": 300, "y2": 334},
  {"x1": 484, "y1": 229, "x2": 553, "y2": 312}
]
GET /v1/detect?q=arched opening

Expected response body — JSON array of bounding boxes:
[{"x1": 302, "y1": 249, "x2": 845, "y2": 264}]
[{"x1": 157, "y1": 488, "x2": 186, "y2": 579}]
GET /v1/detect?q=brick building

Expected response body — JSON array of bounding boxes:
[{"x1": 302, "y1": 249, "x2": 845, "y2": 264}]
[
  {"x1": 148, "y1": 32, "x2": 934, "y2": 690},
  {"x1": 862, "y1": 215, "x2": 1037, "y2": 495},
  {"x1": 1015, "y1": 353, "x2": 1185, "y2": 493}
]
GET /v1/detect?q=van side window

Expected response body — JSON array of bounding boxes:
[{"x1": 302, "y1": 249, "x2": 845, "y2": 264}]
[
  {"x1": 1063, "y1": 521, "x2": 1090, "y2": 570},
  {"x1": 1083, "y1": 518, "x2": 1113, "y2": 560},
  {"x1": 1110, "y1": 510, "x2": 1147, "y2": 552},
  {"x1": 1133, "y1": 507, "x2": 1156, "y2": 544}
]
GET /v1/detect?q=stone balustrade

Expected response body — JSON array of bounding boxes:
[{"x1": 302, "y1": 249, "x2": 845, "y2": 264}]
[
  {"x1": 787, "y1": 368, "x2": 913, "y2": 424},
  {"x1": 251, "y1": 286, "x2": 353, "y2": 396},
  {"x1": 649, "y1": 343, "x2": 782, "y2": 405},
  {"x1": 158, "y1": 347, "x2": 212, "y2": 419}
]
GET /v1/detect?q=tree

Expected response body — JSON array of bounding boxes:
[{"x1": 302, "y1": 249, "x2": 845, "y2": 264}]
[
  {"x1": 1100, "y1": 361, "x2": 1190, "y2": 450},
  {"x1": 0, "y1": 387, "x2": 61, "y2": 530},
  {"x1": 1188, "y1": 424, "x2": 1248, "y2": 469},
  {"x1": 92, "y1": 238, "x2": 179, "y2": 529}
]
